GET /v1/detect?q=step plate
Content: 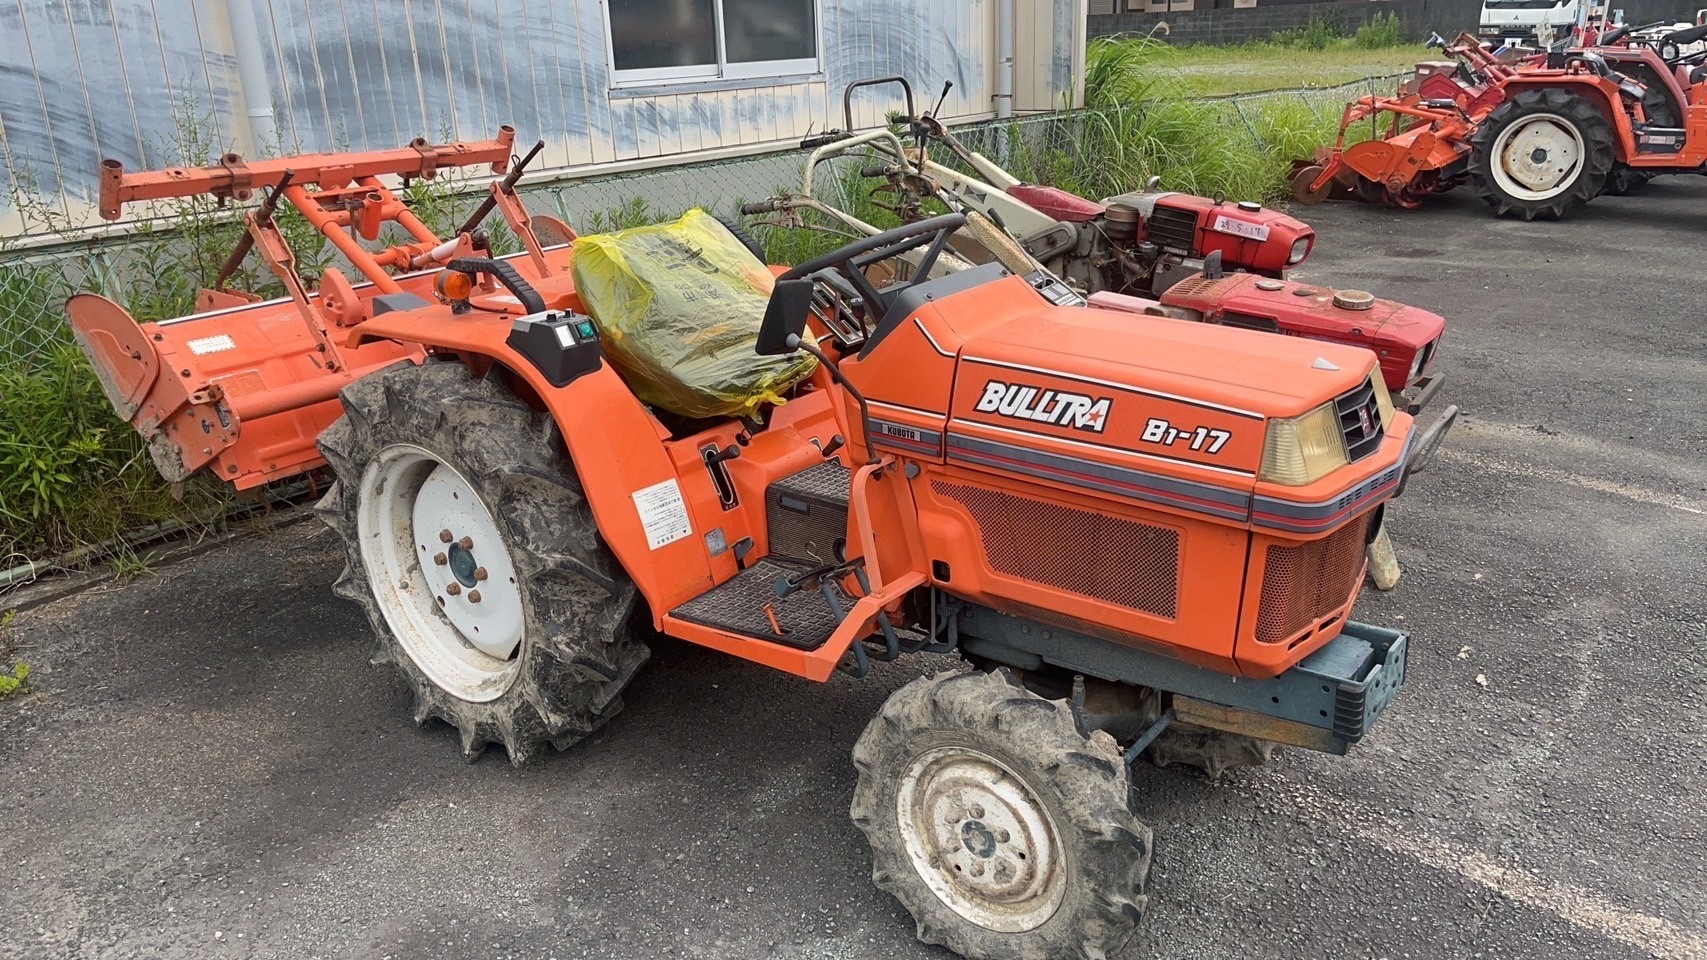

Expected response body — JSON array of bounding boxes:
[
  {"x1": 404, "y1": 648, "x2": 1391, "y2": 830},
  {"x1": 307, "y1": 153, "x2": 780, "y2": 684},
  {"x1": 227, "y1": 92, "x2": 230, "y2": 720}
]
[
  {"x1": 767, "y1": 460, "x2": 850, "y2": 564},
  {"x1": 671, "y1": 559, "x2": 843, "y2": 651}
]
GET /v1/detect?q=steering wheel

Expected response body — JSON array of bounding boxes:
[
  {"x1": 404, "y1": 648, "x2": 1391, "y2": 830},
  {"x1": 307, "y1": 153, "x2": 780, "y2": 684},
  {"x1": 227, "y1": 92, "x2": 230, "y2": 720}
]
[{"x1": 778, "y1": 212, "x2": 967, "y2": 327}]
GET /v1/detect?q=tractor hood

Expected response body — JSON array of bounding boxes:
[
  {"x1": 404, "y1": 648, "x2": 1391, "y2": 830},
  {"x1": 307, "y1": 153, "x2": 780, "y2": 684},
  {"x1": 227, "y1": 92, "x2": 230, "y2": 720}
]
[{"x1": 943, "y1": 300, "x2": 1378, "y2": 478}]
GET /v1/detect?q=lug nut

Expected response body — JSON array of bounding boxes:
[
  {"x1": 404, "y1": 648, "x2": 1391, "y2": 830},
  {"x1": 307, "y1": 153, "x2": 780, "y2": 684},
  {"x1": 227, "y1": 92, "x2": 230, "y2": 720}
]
[
  {"x1": 433, "y1": 553, "x2": 448, "y2": 566},
  {"x1": 994, "y1": 828, "x2": 1010, "y2": 844},
  {"x1": 968, "y1": 804, "x2": 985, "y2": 819},
  {"x1": 473, "y1": 566, "x2": 488, "y2": 582},
  {"x1": 969, "y1": 862, "x2": 985, "y2": 878},
  {"x1": 468, "y1": 590, "x2": 482, "y2": 604},
  {"x1": 439, "y1": 529, "x2": 454, "y2": 543},
  {"x1": 446, "y1": 583, "x2": 462, "y2": 596},
  {"x1": 458, "y1": 535, "x2": 473, "y2": 550}
]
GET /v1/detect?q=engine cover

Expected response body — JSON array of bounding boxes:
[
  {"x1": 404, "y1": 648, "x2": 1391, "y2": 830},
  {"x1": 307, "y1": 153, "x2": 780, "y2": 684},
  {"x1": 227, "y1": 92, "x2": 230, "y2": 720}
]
[
  {"x1": 1105, "y1": 191, "x2": 1315, "y2": 275},
  {"x1": 1158, "y1": 273, "x2": 1444, "y2": 394}
]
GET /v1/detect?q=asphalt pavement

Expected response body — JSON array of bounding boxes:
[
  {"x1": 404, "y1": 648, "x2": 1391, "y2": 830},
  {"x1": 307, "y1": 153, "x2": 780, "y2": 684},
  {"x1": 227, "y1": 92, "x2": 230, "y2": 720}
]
[{"x1": 3, "y1": 183, "x2": 1706, "y2": 960}]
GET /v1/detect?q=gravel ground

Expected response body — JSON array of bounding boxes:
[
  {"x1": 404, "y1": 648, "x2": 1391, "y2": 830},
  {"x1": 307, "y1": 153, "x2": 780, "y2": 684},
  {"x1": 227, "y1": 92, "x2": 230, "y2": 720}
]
[{"x1": 3, "y1": 184, "x2": 1706, "y2": 960}]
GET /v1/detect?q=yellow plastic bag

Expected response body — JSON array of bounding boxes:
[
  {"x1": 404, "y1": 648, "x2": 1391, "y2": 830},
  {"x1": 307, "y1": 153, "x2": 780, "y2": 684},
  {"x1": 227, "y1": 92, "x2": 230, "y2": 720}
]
[{"x1": 571, "y1": 209, "x2": 817, "y2": 420}]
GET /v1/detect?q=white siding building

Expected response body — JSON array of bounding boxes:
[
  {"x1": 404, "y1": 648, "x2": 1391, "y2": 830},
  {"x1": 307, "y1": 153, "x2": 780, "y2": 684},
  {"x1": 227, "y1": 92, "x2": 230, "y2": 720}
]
[{"x1": 0, "y1": 0, "x2": 1087, "y2": 236}]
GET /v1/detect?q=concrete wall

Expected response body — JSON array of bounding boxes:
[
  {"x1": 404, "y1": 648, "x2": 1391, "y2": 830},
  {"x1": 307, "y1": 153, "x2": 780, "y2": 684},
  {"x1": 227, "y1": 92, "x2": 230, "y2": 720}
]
[{"x1": 1090, "y1": 0, "x2": 1488, "y2": 46}]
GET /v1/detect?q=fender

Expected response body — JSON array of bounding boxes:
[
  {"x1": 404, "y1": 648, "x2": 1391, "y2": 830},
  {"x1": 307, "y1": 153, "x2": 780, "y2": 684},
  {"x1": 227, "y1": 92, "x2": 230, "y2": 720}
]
[
  {"x1": 1499, "y1": 74, "x2": 1641, "y2": 163},
  {"x1": 353, "y1": 310, "x2": 718, "y2": 622}
]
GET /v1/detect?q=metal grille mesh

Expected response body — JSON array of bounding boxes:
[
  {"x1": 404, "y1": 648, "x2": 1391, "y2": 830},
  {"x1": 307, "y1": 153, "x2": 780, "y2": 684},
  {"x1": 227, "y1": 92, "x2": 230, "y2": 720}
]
[
  {"x1": 1255, "y1": 515, "x2": 1370, "y2": 645},
  {"x1": 932, "y1": 480, "x2": 1180, "y2": 618},
  {"x1": 1144, "y1": 205, "x2": 1199, "y2": 254}
]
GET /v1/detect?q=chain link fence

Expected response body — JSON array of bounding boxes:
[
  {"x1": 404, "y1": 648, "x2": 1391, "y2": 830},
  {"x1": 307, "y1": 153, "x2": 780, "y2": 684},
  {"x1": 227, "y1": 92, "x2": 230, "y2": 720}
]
[{"x1": 0, "y1": 76, "x2": 1397, "y2": 378}]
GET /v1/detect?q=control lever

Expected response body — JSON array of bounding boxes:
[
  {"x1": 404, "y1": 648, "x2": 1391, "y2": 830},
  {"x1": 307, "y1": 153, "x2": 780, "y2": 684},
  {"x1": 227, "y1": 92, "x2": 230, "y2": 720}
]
[
  {"x1": 701, "y1": 443, "x2": 741, "y2": 509},
  {"x1": 816, "y1": 435, "x2": 846, "y2": 458}
]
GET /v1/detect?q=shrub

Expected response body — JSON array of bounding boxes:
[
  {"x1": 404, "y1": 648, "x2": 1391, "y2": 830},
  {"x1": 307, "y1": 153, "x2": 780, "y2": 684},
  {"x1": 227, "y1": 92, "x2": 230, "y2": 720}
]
[
  {"x1": 1272, "y1": 19, "x2": 1342, "y2": 51},
  {"x1": 1354, "y1": 12, "x2": 1408, "y2": 50}
]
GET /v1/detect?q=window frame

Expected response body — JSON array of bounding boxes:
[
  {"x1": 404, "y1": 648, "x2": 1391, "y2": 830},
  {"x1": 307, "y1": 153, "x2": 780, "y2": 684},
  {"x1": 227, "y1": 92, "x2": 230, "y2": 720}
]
[{"x1": 603, "y1": 0, "x2": 823, "y2": 90}]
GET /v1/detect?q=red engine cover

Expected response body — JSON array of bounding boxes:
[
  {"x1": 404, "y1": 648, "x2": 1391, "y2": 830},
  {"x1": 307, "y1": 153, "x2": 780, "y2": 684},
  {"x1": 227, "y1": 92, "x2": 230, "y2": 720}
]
[
  {"x1": 1008, "y1": 184, "x2": 1106, "y2": 223},
  {"x1": 1158, "y1": 273, "x2": 1444, "y2": 393},
  {"x1": 1146, "y1": 195, "x2": 1315, "y2": 274}
]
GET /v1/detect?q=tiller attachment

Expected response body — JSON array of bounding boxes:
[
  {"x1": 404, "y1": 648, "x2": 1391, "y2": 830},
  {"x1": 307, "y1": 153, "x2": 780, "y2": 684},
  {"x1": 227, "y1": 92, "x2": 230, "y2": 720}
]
[{"x1": 69, "y1": 128, "x2": 566, "y2": 490}]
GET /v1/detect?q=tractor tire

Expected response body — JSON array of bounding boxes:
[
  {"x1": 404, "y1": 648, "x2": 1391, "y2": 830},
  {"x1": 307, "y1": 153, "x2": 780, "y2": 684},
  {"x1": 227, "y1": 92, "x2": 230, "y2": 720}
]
[
  {"x1": 1145, "y1": 723, "x2": 1278, "y2": 780},
  {"x1": 316, "y1": 361, "x2": 648, "y2": 765},
  {"x1": 851, "y1": 669, "x2": 1151, "y2": 960},
  {"x1": 714, "y1": 212, "x2": 768, "y2": 262},
  {"x1": 1468, "y1": 88, "x2": 1615, "y2": 220}
]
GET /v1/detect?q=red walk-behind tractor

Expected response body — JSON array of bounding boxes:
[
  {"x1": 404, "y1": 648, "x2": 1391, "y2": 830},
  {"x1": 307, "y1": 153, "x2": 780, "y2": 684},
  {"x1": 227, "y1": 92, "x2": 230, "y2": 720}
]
[
  {"x1": 73, "y1": 133, "x2": 1454, "y2": 960},
  {"x1": 752, "y1": 78, "x2": 1448, "y2": 415}
]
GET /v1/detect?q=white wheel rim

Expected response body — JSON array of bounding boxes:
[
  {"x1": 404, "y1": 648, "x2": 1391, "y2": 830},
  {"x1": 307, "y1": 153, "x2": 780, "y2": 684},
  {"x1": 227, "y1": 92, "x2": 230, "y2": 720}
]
[
  {"x1": 896, "y1": 746, "x2": 1066, "y2": 933},
  {"x1": 1491, "y1": 113, "x2": 1585, "y2": 201},
  {"x1": 356, "y1": 444, "x2": 526, "y2": 703}
]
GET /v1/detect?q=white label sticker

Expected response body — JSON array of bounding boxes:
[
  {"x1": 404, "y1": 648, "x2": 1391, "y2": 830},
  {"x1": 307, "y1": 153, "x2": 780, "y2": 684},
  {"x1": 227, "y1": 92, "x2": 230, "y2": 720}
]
[
  {"x1": 632, "y1": 479, "x2": 692, "y2": 550},
  {"x1": 1211, "y1": 215, "x2": 1270, "y2": 242},
  {"x1": 187, "y1": 334, "x2": 236, "y2": 355}
]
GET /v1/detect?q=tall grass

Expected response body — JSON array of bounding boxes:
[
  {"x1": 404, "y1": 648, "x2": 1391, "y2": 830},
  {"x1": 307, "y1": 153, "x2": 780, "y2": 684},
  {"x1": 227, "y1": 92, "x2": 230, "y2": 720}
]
[{"x1": 961, "y1": 36, "x2": 1354, "y2": 204}]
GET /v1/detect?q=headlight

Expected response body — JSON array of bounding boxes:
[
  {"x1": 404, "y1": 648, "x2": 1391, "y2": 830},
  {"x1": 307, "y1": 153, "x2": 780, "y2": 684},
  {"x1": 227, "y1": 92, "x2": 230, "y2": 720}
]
[
  {"x1": 1287, "y1": 237, "x2": 1313, "y2": 265},
  {"x1": 1407, "y1": 350, "x2": 1425, "y2": 382},
  {"x1": 1261, "y1": 402, "x2": 1349, "y2": 486}
]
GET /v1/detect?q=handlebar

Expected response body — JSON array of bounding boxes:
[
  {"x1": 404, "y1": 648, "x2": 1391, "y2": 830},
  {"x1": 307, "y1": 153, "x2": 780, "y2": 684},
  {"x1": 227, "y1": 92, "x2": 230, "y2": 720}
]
[
  {"x1": 800, "y1": 130, "x2": 853, "y2": 150},
  {"x1": 778, "y1": 212, "x2": 966, "y2": 281},
  {"x1": 841, "y1": 76, "x2": 915, "y2": 131},
  {"x1": 444, "y1": 257, "x2": 547, "y2": 315}
]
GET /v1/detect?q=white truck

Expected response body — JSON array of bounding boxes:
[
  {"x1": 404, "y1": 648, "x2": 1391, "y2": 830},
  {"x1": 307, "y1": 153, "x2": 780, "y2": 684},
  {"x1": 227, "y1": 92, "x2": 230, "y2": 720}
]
[{"x1": 1477, "y1": 0, "x2": 1599, "y2": 46}]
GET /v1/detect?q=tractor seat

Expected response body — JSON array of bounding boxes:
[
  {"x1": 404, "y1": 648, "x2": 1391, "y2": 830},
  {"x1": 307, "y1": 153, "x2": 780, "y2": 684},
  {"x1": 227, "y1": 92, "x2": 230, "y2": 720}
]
[{"x1": 1684, "y1": 64, "x2": 1707, "y2": 90}]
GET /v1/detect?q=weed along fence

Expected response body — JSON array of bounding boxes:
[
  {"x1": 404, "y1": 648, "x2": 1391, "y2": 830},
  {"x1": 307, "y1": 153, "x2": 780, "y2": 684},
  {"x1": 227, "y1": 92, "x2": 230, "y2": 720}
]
[{"x1": 0, "y1": 77, "x2": 1389, "y2": 565}]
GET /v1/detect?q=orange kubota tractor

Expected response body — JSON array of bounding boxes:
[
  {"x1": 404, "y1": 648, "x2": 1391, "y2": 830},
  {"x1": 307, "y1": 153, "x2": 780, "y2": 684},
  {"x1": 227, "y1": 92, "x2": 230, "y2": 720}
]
[{"x1": 72, "y1": 133, "x2": 1454, "y2": 960}]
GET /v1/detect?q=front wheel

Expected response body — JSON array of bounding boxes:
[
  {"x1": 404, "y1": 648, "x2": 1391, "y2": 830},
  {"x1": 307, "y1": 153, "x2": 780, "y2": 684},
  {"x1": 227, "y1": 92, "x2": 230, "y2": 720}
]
[
  {"x1": 1468, "y1": 88, "x2": 1615, "y2": 220},
  {"x1": 851, "y1": 669, "x2": 1151, "y2": 960}
]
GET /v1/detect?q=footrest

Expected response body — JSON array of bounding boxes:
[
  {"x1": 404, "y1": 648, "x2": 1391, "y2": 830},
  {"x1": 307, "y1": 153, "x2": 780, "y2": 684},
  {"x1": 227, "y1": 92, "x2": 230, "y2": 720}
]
[{"x1": 670, "y1": 559, "x2": 844, "y2": 651}]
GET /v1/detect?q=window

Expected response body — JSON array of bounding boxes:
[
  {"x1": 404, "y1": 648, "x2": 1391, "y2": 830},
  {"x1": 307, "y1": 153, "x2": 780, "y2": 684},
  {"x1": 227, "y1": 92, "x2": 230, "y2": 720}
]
[{"x1": 607, "y1": 0, "x2": 820, "y2": 87}]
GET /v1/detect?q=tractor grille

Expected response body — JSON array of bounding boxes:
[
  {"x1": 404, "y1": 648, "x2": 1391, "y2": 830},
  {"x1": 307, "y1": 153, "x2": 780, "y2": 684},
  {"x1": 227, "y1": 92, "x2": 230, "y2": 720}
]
[
  {"x1": 1145, "y1": 206, "x2": 1199, "y2": 255},
  {"x1": 933, "y1": 481, "x2": 1180, "y2": 618},
  {"x1": 1335, "y1": 376, "x2": 1386, "y2": 462},
  {"x1": 1255, "y1": 514, "x2": 1370, "y2": 645},
  {"x1": 1413, "y1": 337, "x2": 1438, "y2": 377},
  {"x1": 1220, "y1": 311, "x2": 1281, "y2": 333}
]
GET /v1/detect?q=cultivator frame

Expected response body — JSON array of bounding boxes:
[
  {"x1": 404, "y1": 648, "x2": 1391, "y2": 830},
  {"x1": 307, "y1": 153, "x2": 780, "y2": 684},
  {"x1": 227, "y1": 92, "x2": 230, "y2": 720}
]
[{"x1": 69, "y1": 128, "x2": 572, "y2": 490}]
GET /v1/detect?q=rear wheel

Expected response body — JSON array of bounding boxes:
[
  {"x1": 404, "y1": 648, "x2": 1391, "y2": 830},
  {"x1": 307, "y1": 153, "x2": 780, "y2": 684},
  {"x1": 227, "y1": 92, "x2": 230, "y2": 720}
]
[
  {"x1": 1469, "y1": 88, "x2": 1615, "y2": 220},
  {"x1": 316, "y1": 362, "x2": 648, "y2": 764},
  {"x1": 851, "y1": 669, "x2": 1150, "y2": 960}
]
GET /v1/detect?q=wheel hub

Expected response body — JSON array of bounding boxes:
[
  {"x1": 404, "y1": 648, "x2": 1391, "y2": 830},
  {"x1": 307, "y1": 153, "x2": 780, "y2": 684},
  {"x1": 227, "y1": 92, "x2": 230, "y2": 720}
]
[
  {"x1": 1491, "y1": 113, "x2": 1585, "y2": 200},
  {"x1": 356, "y1": 444, "x2": 527, "y2": 703},
  {"x1": 897, "y1": 747, "x2": 1066, "y2": 933},
  {"x1": 447, "y1": 541, "x2": 479, "y2": 588}
]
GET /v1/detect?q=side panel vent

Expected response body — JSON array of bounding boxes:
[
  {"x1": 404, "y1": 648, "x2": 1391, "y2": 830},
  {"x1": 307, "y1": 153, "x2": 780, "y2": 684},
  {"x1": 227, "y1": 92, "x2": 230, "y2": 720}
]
[
  {"x1": 1256, "y1": 515, "x2": 1370, "y2": 645},
  {"x1": 1145, "y1": 205, "x2": 1199, "y2": 254},
  {"x1": 932, "y1": 480, "x2": 1180, "y2": 618}
]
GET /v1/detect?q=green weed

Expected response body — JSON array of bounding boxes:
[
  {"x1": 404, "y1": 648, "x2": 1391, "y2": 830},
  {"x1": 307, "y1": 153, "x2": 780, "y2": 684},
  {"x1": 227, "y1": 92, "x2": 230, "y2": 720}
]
[
  {"x1": 0, "y1": 661, "x2": 28, "y2": 698},
  {"x1": 1354, "y1": 12, "x2": 1408, "y2": 50}
]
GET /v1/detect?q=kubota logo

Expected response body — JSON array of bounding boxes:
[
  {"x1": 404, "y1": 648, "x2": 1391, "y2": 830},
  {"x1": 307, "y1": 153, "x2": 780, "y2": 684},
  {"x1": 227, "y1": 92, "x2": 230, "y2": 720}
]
[{"x1": 974, "y1": 380, "x2": 1111, "y2": 433}]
